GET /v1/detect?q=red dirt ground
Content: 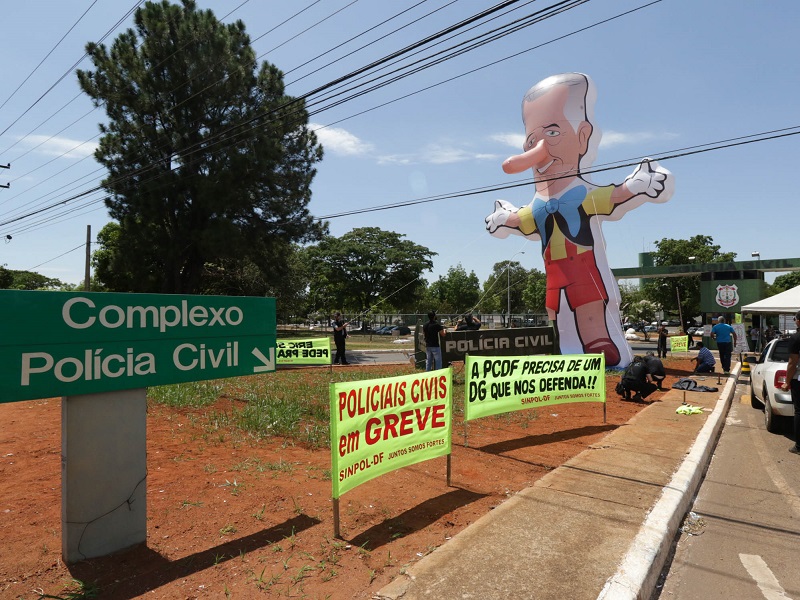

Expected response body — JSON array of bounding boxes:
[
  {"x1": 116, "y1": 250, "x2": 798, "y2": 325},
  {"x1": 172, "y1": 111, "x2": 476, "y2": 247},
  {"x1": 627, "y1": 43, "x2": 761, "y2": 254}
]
[{"x1": 0, "y1": 357, "x2": 698, "y2": 600}]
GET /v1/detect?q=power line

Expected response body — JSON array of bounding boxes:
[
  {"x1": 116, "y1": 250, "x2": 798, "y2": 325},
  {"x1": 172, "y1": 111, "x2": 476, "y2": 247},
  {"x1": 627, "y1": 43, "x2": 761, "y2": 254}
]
[
  {"x1": 0, "y1": 0, "x2": 251, "y2": 161},
  {"x1": 315, "y1": 127, "x2": 800, "y2": 219},
  {"x1": 0, "y1": 1, "x2": 147, "y2": 138},
  {"x1": 0, "y1": 0, "x2": 100, "y2": 112},
  {"x1": 26, "y1": 242, "x2": 86, "y2": 272},
  {"x1": 0, "y1": 0, "x2": 541, "y2": 226}
]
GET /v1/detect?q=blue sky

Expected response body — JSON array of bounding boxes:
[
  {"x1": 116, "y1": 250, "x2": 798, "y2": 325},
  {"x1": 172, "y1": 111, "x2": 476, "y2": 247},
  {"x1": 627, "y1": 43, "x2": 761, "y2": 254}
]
[{"x1": 1, "y1": 0, "x2": 797, "y2": 291}]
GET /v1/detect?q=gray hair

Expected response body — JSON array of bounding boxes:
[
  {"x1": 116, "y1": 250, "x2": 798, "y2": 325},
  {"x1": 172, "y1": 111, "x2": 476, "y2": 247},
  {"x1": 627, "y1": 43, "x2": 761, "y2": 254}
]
[{"x1": 521, "y1": 73, "x2": 591, "y2": 132}]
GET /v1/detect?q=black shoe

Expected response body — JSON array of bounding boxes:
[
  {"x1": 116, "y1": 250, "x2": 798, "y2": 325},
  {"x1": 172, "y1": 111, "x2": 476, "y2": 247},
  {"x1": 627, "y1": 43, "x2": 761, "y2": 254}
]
[
  {"x1": 632, "y1": 393, "x2": 643, "y2": 402},
  {"x1": 790, "y1": 446, "x2": 800, "y2": 455},
  {"x1": 341, "y1": 362, "x2": 350, "y2": 365}
]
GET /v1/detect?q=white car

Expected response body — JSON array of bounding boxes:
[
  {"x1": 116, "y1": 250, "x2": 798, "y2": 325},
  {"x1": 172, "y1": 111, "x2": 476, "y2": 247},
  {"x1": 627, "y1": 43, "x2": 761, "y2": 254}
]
[{"x1": 750, "y1": 338, "x2": 793, "y2": 432}]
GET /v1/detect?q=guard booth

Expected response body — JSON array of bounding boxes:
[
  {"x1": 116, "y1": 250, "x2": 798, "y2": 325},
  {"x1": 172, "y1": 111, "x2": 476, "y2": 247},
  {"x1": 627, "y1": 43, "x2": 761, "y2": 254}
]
[
  {"x1": 698, "y1": 268, "x2": 767, "y2": 350},
  {"x1": 613, "y1": 256, "x2": 800, "y2": 352}
]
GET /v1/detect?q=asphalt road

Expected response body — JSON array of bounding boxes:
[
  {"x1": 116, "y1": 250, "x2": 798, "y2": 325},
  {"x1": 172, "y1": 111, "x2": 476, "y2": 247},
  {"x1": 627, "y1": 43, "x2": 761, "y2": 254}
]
[{"x1": 652, "y1": 377, "x2": 800, "y2": 599}]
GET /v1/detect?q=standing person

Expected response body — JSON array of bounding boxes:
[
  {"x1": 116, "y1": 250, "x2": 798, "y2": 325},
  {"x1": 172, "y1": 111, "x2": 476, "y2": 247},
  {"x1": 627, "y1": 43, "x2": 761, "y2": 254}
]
[
  {"x1": 711, "y1": 315, "x2": 737, "y2": 375},
  {"x1": 685, "y1": 325, "x2": 694, "y2": 350},
  {"x1": 485, "y1": 72, "x2": 673, "y2": 368},
  {"x1": 331, "y1": 311, "x2": 349, "y2": 366},
  {"x1": 750, "y1": 325, "x2": 761, "y2": 352},
  {"x1": 423, "y1": 311, "x2": 447, "y2": 371},
  {"x1": 456, "y1": 313, "x2": 481, "y2": 331},
  {"x1": 781, "y1": 312, "x2": 800, "y2": 454},
  {"x1": 693, "y1": 341, "x2": 716, "y2": 373},
  {"x1": 657, "y1": 322, "x2": 669, "y2": 359}
]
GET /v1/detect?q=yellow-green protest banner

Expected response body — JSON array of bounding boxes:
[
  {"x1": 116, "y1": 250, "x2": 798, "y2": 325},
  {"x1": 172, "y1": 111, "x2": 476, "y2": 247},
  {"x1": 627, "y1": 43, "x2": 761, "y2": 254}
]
[
  {"x1": 330, "y1": 368, "x2": 452, "y2": 499},
  {"x1": 276, "y1": 338, "x2": 331, "y2": 365},
  {"x1": 669, "y1": 335, "x2": 689, "y2": 353},
  {"x1": 464, "y1": 354, "x2": 605, "y2": 422}
]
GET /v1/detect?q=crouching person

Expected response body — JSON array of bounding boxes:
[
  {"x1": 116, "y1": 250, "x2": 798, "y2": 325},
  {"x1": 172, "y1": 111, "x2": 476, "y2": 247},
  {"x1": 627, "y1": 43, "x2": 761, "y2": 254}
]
[
  {"x1": 643, "y1": 351, "x2": 666, "y2": 390},
  {"x1": 619, "y1": 355, "x2": 657, "y2": 402}
]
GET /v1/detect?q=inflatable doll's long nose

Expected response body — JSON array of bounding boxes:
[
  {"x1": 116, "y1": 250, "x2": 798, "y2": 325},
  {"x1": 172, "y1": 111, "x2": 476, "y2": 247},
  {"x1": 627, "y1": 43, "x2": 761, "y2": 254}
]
[{"x1": 501, "y1": 139, "x2": 548, "y2": 174}]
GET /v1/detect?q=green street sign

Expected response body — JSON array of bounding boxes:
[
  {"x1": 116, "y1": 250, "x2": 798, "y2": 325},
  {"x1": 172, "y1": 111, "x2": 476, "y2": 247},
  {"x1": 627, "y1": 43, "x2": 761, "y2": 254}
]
[{"x1": 0, "y1": 291, "x2": 276, "y2": 403}]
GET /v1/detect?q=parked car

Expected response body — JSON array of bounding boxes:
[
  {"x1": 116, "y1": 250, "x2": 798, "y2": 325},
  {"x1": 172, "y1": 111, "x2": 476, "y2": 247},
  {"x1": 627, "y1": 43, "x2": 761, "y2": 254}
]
[
  {"x1": 381, "y1": 325, "x2": 411, "y2": 335},
  {"x1": 372, "y1": 325, "x2": 394, "y2": 335},
  {"x1": 644, "y1": 325, "x2": 658, "y2": 333},
  {"x1": 750, "y1": 338, "x2": 793, "y2": 432}
]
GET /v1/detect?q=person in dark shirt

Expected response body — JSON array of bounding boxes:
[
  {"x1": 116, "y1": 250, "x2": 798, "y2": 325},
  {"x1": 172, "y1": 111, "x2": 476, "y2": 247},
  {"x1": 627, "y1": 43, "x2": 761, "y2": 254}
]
[
  {"x1": 456, "y1": 313, "x2": 481, "y2": 331},
  {"x1": 619, "y1": 355, "x2": 657, "y2": 401},
  {"x1": 656, "y1": 323, "x2": 669, "y2": 358},
  {"x1": 422, "y1": 311, "x2": 447, "y2": 371},
  {"x1": 643, "y1": 351, "x2": 666, "y2": 390},
  {"x1": 693, "y1": 341, "x2": 716, "y2": 373},
  {"x1": 331, "y1": 312, "x2": 349, "y2": 365}
]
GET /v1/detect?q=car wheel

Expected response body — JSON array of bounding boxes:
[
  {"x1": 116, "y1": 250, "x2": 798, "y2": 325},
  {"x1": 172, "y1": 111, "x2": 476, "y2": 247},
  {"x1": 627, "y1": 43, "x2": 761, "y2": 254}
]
[
  {"x1": 750, "y1": 378, "x2": 763, "y2": 409},
  {"x1": 764, "y1": 388, "x2": 779, "y2": 433}
]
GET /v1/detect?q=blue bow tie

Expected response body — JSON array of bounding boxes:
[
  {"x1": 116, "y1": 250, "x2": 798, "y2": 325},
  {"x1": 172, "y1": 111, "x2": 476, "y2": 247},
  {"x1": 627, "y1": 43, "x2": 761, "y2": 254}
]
[{"x1": 532, "y1": 185, "x2": 588, "y2": 246}]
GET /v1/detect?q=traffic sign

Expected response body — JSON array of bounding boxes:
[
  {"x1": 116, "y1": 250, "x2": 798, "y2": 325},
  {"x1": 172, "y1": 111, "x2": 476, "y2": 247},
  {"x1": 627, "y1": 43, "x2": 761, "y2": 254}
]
[{"x1": 0, "y1": 291, "x2": 276, "y2": 403}]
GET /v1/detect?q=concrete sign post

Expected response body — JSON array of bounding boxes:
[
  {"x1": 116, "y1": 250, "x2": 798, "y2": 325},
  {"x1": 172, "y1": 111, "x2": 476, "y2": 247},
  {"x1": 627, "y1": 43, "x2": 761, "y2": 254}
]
[
  {"x1": 0, "y1": 290, "x2": 276, "y2": 562},
  {"x1": 62, "y1": 388, "x2": 147, "y2": 562}
]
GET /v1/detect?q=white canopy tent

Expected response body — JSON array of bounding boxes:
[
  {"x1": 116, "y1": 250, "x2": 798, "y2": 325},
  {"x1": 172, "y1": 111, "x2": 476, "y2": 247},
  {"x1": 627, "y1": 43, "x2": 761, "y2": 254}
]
[{"x1": 741, "y1": 285, "x2": 800, "y2": 314}]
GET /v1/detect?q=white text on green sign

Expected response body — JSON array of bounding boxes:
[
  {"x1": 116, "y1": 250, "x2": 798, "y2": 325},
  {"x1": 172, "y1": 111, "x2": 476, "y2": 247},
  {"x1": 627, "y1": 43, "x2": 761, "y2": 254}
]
[{"x1": 0, "y1": 291, "x2": 276, "y2": 403}]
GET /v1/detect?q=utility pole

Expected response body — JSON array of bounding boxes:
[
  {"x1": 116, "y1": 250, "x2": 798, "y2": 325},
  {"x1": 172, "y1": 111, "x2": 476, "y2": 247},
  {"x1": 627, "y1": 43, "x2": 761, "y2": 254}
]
[
  {"x1": 84, "y1": 224, "x2": 91, "y2": 291},
  {"x1": 0, "y1": 163, "x2": 9, "y2": 189}
]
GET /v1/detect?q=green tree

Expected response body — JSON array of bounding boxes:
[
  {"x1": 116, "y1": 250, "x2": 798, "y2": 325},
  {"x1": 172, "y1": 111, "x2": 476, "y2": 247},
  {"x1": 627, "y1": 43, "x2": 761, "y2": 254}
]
[
  {"x1": 522, "y1": 268, "x2": 547, "y2": 314},
  {"x1": 618, "y1": 281, "x2": 646, "y2": 322},
  {"x1": 479, "y1": 260, "x2": 528, "y2": 316},
  {"x1": 78, "y1": 0, "x2": 324, "y2": 293},
  {"x1": 425, "y1": 264, "x2": 480, "y2": 313},
  {"x1": 92, "y1": 222, "x2": 134, "y2": 291},
  {"x1": 628, "y1": 299, "x2": 661, "y2": 341},
  {"x1": 306, "y1": 227, "x2": 435, "y2": 315},
  {"x1": 644, "y1": 236, "x2": 736, "y2": 326},
  {"x1": 2, "y1": 270, "x2": 64, "y2": 290},
  {"x1": 0, "y1": 265, "x2": 14, "y2": 289},
  {"x1": 770, "y1": 271, "x2": 800, "y2": 295}
]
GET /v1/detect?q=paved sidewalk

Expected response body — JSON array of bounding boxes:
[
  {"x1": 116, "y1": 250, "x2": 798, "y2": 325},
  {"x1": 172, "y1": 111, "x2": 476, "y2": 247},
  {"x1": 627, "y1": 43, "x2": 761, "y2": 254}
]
[{"x1": 376, "y1": 365, "x2": 741, "y2": 600}]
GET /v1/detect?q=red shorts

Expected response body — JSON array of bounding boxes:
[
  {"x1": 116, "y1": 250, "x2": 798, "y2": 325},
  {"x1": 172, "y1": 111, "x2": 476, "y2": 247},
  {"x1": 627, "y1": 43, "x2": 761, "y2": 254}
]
[{"x1": 545, "y1": 244, "x2": 608, "y2": 312}]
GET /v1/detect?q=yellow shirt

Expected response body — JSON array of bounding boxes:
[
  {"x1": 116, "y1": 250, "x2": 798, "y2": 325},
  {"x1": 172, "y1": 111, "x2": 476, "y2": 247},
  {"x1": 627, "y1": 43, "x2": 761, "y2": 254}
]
[{"x1": 516, "y1": 184, "x2": 614, "y2": 261}]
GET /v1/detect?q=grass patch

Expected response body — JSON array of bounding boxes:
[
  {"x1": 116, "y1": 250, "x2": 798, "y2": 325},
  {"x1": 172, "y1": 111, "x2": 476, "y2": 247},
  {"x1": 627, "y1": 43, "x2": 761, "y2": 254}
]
[
  {"x1": 148, "y1": 380, "x2": 225, "y2": 408},
  {"x1": 147, "y1": 365, "x2": 421, "y2": 449}
]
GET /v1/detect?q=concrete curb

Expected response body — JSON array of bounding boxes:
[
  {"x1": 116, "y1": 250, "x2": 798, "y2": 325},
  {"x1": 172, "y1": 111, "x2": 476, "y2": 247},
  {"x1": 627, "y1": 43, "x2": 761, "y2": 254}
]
[{"x1": 596, "y1": 363, "x2": 742, "y2": 600}]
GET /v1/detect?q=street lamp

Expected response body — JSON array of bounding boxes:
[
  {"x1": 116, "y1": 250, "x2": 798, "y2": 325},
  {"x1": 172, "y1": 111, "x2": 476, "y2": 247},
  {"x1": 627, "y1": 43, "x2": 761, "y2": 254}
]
[{"x1": 508, "y1": 251, "x2": 525, "y2": 327}]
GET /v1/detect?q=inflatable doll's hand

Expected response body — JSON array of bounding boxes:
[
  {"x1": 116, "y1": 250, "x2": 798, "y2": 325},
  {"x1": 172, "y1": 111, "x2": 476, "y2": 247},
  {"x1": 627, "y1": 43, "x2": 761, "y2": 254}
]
[
  {"x1": 625, "y1": 159, "x2": 667, "y2": 199},
  {"x1": 485, "y1": 199, "x2": 517, "y2": 238}
]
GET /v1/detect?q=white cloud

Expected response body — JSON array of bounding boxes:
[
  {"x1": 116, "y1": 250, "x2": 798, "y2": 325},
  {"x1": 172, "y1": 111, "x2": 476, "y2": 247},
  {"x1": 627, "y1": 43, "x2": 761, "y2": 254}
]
[
  {"x1": 19, "y1": 135, "x2": 98, "y2": 159},
  {"x1": 376, "y1": 154, "x2": 412, "y2": 166},
  {"x1": 490, "y1": 132, "x2": 525, "y2": 149},
  {"x1": 310, "y1": 123, "x2": 374, "y2": 156},
  {"x1": 599, "y1": 130, "x2": 678, "y2": 148},
  {"x1": 377, "y1": 144, "x2": 499, "y2": 166},
  {"x1": 310, "y1": 125, "x2": 501, "y2": 166}
]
